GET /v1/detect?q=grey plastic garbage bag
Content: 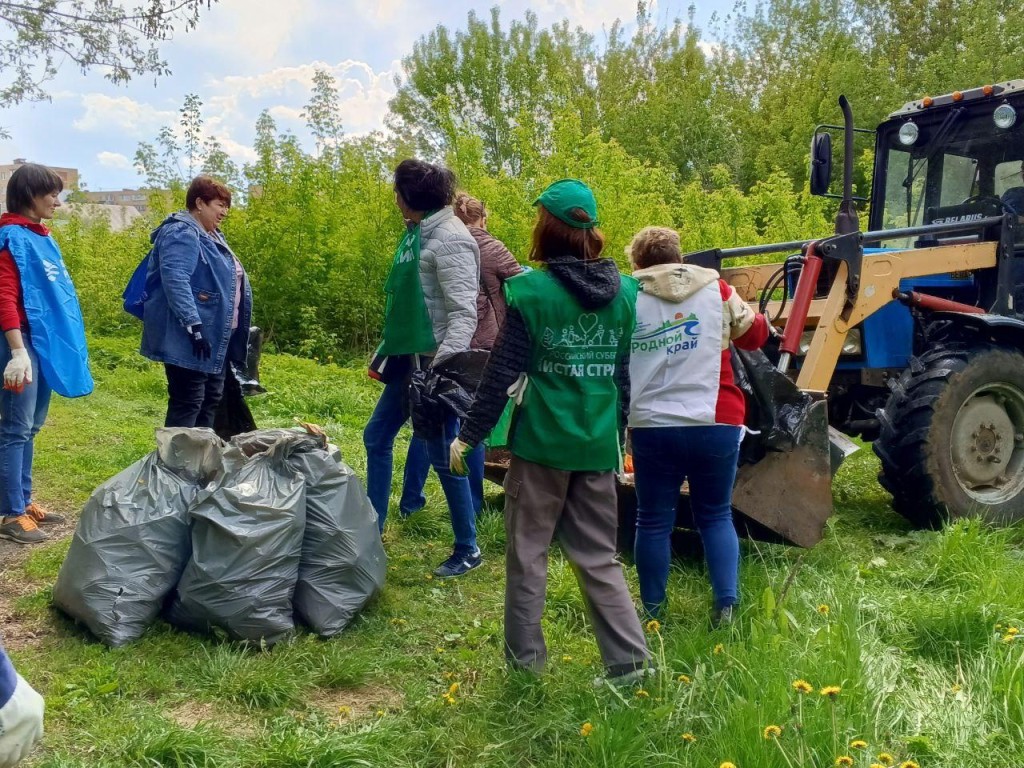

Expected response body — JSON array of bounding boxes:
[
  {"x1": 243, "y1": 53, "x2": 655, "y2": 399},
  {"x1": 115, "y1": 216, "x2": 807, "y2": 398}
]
[
  {"x1": 230, "y1": 429, "x2": 386, "y2": 636},
  {"x1": 52, "y1": 428, "x2": 225, "y2": 647},
  {"x1": 167, "y1": 431, "x2": 307, "y2": 646}
]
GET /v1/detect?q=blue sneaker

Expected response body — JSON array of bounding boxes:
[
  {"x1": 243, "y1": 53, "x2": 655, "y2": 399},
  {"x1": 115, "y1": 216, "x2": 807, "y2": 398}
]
[{"x1": 433, "y1": 548, "x2": 482, "y2": 578}]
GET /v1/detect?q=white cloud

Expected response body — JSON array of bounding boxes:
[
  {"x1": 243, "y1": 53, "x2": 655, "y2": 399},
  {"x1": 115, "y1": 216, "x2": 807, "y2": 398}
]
[
  {"x1": 73, "y1": 94, "x2": 176, "y2": 138},
  {"x1": 189, "y1": 0, "x2": 311, "y2": 64},
  {"x1": 96, "y1": 151, "x2": 132, "y2": 169}
]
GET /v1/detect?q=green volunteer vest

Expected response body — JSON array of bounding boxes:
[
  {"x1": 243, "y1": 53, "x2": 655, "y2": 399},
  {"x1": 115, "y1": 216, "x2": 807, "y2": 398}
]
[
  {"x1": 504, "y1": 268, "x2": 638, "y2": 471},
  {"x1": 377, "y1": 225, "x2": 437, "y2": 356}
]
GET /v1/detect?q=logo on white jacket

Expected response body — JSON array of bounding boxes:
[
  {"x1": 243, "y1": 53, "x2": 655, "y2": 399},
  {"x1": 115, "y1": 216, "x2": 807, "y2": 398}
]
[{"x1": 632, "y1": 312, "x2": 700, "y2": 354}]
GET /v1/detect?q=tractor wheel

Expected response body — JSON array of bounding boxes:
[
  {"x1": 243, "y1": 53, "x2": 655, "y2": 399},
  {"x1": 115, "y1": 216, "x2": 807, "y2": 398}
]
[{"x1": 874, "y1": 342, "x2": 1024, "y2": 527}]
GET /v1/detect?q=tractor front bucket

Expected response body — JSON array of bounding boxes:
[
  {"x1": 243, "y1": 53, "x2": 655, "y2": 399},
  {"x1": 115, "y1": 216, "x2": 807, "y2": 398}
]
[{"x1": 731, "y1": 397, "x2": 834, "y2": 547}]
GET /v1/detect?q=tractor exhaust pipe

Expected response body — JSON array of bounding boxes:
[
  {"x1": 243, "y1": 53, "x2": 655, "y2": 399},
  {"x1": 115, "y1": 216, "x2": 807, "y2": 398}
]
[{"x1": 835, "y1": 95, "x2": 859, "y2": 235}]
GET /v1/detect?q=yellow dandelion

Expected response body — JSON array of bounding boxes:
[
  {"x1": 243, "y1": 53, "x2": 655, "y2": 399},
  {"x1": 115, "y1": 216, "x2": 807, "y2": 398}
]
[
  {"x1": 338, "y1": 705, "x2": 352, "y2": 716},
  {"x1": 448, "y1": 682, "x2": 460, "y2": 695},
  {"x1": 580, "y1": 722, "x2": 594, "y2": 737},
  {"x1": 435, "y1": 646, "x2": 445, "y2": 654},
  {"x1": 635, "y1": 689, "x2": 650, "y2": 698},
  {"x1": 870, "y1": 764, "x2": 885, "y2": 768},
  {"x1": 713, "y1": 643, "x2": 725, "y2": 655},
  {"x1": 390, "y1": 618, "x2": 407, "y2": 626},
  {"x1": 818, "y1": 604, "x2": 830, "y2": 615},
  {"x1": 899, "y1": 762, "x2": 919, "y2": 768},
  {"x1": 425, "y1": 574, "x2": 434, "y2": 580},
  {"x1": 792, "y1": 679, "x2": 813, "y2": 694},
  {"x1": 681, "y1": 732, "x2": 696, "y2": 743},
  {"x1": 820, "y1": 685, "x2": 841, "y2": 699},
  {"x1": 835, "y1": 757, "x2": 854, "y2": 767},
  {"x1": 763, "y1": 725, "x2": 783, "y2": 740},
  {"x1": 850, "y1": 739, "x2": 868, "y2": 750},
  {"x1": 562, "y1": 655, "x2": 573, "y2": 662},
  {"x1": 1002, "y1": 634, "x2": 1016, "y2": 644},
  {"x1": 877, "y1": 754, "x2": 895, "y2": 766},
  {"x1": 376, "y1": 709, "x2": 386, "y2": 717},
  {"x1": 995, "y1": 623, "x2": 1004, "y2": 631},
  {"x1": 720, "y1": 762, "x2": 737, "y2": 768},
  {"x1": 1008, "y1": 627, "x2": 1020, "y2": 636},
  {"x1": 645, "y1": 619, "x2": 661, "y2": 633},
  {"x1": 443, "y1": 693, "x2": 456, "y2": 706},
  {"x1": 951, "y1": 683, "x2": 962, "y2": 693},
  {"x1": 677, "y1": 674, "x2": 692, "y2": 684}
]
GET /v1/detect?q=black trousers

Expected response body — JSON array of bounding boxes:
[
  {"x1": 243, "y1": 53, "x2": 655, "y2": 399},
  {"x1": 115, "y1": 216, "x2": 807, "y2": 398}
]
[{"x1": 164, "y1": 363, "x2": 227, "y2": 429}]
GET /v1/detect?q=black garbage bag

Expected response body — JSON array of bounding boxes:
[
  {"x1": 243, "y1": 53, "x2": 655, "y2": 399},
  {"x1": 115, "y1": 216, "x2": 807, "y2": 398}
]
[
  {"x1": 231, "y1": 325, "x2": 267, "y2": 396},
  {"x1": 166, "y1": 431, "x2": 307, "y2": 646},
  {"x1": 213, "y1": 367, "x2": 257, "y2": 441},
  {"x1": 230, "y1": 429, "x2": 386, "y2": 637},
  {"x1": 731, "y1": 346, "x2": 820, "y2": 464},
  {"x1": 52, "y1": 428, "x2": 225, "y2": 647},
  {"x1": 408, "y1": 350, "x2": 489, "y2": 440}
]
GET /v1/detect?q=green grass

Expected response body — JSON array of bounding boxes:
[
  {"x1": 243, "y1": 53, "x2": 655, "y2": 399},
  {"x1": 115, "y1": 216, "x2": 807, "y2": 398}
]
[{"x1": 7, "y1": 334, "x2": 1024, "y2": 767}]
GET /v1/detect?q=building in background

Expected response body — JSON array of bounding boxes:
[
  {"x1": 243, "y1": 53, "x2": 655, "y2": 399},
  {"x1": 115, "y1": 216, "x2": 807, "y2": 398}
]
[
  {"x1": 0, "y1": 158, "x2": 79, "y2": 212},
  {"x1": 81, "y1": 188, "x2": 151, "y2": 213}
]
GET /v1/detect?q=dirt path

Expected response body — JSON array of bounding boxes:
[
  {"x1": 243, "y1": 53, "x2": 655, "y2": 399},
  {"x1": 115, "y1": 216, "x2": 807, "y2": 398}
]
[{"x1": 0, "y1": 518, "x2": 74, "y2": 651}]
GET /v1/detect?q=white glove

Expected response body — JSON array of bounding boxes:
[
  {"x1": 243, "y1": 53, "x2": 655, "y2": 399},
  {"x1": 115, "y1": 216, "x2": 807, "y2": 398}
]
[
  {"x1": 3, "y1": 349, "x2": 31, "y2": 392},
  {"x1": 0, "y1": 674, "x2": 45, "y2": 767},
  {"x1": 449, "y1": 438, "x2": 473, "y2": 476}
]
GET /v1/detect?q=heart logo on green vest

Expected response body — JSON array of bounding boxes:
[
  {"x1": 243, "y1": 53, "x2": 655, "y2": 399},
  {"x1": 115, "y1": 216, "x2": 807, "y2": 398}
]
[{"x1": 578, "y1": 313, "x2": 599, "y2": 339}]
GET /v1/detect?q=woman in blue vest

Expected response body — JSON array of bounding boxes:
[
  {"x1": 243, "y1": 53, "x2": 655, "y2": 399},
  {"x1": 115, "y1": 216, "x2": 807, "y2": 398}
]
[
  {"x1": 140, "y1": 176, "x2": 252, "y2": 429},
  {"x1": 450, "y1": 179, "x2": 651, "y2": 684},
  {"x1": 0, "y1": 163, "x2": 92, "y2": 545}
]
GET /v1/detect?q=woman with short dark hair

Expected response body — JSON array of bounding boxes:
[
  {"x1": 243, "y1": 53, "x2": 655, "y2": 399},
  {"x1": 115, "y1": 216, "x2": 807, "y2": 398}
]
[
  {"x1": 451, "y1": 179, "x2": 650, "y2": 683},
  {"x1": 0, "y1": 163, "x2": 92, "y2": 545},
  {"x1": 139, "y1": 175, "x2": 252, "y2": 429},
  {"x1": 364, "y1": 159, "x2": 482, "y2": 578}
]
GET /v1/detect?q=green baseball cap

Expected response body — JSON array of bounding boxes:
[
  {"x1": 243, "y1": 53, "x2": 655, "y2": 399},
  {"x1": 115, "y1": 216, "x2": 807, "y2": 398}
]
[{"x1": 533, "y1": 178, "x2": 599, "y2": 229}]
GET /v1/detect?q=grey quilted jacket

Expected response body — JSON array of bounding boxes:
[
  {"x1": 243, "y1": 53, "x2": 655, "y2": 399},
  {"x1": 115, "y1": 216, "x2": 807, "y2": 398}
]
[{"x1": 418, "y1": 207, "x2": 480, "y2": 361}]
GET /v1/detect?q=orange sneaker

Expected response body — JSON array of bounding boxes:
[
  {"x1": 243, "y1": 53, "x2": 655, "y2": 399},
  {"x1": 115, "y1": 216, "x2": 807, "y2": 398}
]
[
  {"x1": 0, "y1": 514, "x2": 47, "y2": 544},
  {"x1": 24, "y1": 502, "x2": 66, "y2": 525}
]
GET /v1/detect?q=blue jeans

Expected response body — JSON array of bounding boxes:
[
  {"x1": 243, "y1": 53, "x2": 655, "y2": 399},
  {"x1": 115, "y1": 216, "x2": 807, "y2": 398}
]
[
  {"x1": 401, "y1": 438, "x2": 485, "y2": 516},
  {"x1": 632, "y1": 425, "x2": 742, "y2": 616},
  {"x1": 363, "y1": 378, "x2": 477, "y2": 555},
  {"x1": 0, "y1": 336, "x2": 51, "y2": 517}
]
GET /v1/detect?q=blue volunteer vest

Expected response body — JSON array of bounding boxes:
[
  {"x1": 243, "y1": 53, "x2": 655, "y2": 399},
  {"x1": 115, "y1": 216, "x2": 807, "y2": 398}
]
[{"x1": 0, "y1": 224, "x2": 93, "y2": 397}]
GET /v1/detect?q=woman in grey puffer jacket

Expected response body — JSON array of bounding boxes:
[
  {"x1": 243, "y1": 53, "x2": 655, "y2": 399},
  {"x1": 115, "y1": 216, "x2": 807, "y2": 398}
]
[{"x1": 363, "y1": 159, "x2": 483, "y2": 579}]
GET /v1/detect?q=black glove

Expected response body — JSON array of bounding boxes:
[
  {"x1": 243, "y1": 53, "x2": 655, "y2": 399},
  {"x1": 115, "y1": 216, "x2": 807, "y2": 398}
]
[{"x1": 187, "y1": 323, "x2": 212, "y2": 360}]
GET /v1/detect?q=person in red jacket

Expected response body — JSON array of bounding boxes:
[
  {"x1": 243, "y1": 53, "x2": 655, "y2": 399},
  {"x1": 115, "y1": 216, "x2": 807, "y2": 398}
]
[
  {"x1": 626, "y1": 226, "x2": 770, "y2": 626},
  {"x1": 0, "y1": 164, "x2": 88, "y2": 545}
]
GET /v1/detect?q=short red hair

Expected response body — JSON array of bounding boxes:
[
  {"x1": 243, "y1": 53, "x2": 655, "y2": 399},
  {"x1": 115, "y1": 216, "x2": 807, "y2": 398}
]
[
  {"x1": 529, "y1": 205, "x2": 605, "y2": 262},
  {"x1": 186, "y1": 175, "x2": 231, "y2": 211}
]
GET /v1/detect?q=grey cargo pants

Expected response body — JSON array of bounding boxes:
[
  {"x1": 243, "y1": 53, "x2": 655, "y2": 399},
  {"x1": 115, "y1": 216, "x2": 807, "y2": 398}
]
[{"x1": 502, "y1": 457, "x2": 650, "y2": 675}]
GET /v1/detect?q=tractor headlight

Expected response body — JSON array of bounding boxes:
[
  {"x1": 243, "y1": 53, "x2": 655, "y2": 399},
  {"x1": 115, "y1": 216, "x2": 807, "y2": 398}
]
[
  {"x1": 898, "y1": 121, "x2": 919, "y2": 146},
  {"x1": 994, "y1": 103, "x2": 1017, "y2": 130},
  {"x1": 798, "y1": 328, "x2": 861, "y2": 355}
]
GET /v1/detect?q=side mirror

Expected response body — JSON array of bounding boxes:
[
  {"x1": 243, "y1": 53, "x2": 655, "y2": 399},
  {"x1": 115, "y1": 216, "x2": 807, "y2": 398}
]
[{"x1": 809, "y1": 132, "x2": 832, "y2": 196}]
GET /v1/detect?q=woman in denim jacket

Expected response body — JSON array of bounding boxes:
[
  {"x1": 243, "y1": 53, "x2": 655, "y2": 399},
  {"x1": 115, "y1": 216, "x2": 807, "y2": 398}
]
[{"x1": 140, "y1": 176, "x2": 252, "y2": 428}]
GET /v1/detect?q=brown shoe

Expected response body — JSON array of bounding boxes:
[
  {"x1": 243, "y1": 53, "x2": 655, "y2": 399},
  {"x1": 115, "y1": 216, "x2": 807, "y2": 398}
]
[
  {"x1": 0, "y1": 515, "x2": 48, "y2": 544},
  {"x1": 24, "y1": 502, "x2": 65, "y2": 525}
]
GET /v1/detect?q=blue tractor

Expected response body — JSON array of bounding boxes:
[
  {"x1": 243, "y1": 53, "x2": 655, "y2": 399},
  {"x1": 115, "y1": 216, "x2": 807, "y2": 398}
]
[{"x1": 682, "y1": 80, "x2": 1024, "y2": 543}]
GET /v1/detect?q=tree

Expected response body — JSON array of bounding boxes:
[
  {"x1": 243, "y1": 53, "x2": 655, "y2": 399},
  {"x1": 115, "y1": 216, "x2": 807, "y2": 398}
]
[
  {"x1": 134, "y1": 92, "x2": 240, "y2": 190},
  {"x1": 0, "y1": 1, "x2": 218, "y2": 108}
]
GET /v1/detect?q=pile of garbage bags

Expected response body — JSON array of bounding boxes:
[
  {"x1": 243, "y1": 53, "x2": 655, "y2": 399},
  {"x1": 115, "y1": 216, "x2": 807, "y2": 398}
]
[{"x1": 53, "y1": 427, "x2": 386, "y2": 647}]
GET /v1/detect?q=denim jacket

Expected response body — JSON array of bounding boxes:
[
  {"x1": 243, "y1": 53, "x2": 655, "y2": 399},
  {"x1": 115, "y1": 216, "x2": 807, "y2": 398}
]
[{"x1": 140, "y1": 212, "x2": 252, "y2": 374}]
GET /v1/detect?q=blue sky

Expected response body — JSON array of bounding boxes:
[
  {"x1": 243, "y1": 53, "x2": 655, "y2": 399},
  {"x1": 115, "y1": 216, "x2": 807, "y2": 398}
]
[{"x1": 0, "y1": 0, "x2": 732, "y2": 192}]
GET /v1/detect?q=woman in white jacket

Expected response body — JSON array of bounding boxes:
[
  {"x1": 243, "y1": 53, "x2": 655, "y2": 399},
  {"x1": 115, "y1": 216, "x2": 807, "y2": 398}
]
[{"x1": 627, "y1": 227, "x2": 770, "y2": 626}]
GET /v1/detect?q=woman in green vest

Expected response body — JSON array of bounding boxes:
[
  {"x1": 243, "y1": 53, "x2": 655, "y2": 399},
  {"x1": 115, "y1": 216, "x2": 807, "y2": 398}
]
[
  {"x1": 364, "y1": 159, "x2": 482, "y2": 578},
  {"x1": 450, "y1": 179, "x2": 651, "y2": 684}
]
